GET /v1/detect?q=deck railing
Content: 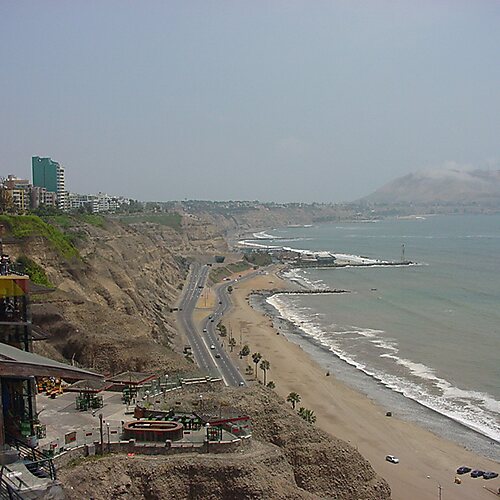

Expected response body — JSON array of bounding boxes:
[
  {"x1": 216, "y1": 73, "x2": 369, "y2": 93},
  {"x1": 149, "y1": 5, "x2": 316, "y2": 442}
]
[
  {"x1": 0, "y1": 466, "x2": 28, "y2": 500},
  {"x1": 7, "y1": 437, "x2": 56, "y2": 481}
]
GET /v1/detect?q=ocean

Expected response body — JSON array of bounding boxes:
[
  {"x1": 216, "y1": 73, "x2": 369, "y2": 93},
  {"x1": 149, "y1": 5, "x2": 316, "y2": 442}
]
[{"x1": 243, "y1": 214, "x2": 500, "y2": 460}]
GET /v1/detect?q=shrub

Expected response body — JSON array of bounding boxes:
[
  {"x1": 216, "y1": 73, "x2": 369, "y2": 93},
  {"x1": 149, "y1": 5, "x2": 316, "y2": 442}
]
[{"x1": 15, "y1": 255, "x2": 53, "y2": 287}]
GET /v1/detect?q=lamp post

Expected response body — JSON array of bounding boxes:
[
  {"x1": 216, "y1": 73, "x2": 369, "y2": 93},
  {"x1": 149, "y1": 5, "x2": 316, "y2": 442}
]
[
  {"x1": 205, "y1": 423, "x2": 211, "y2": 453},
  {"x1": 426, "y1": 476, "x2": 442, "y2": 500},
  {"x1": 106, "y1": 422, "x2": 110, "y2": 453},
  {"x1": 99, "y1": 414, "x2": 104, "y2": 455}
]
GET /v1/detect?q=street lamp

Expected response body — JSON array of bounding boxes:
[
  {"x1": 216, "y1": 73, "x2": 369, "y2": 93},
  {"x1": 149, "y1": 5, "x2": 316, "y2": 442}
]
[
  {"x1": 205, "y1": 423, "x2": 211, "y2": 453},
  {"x1": 426, "y1": 476, "x2": 442, "y2": 500},
  {"x1": 106, "y1": 423, "x2": 110, "y2": 453}
]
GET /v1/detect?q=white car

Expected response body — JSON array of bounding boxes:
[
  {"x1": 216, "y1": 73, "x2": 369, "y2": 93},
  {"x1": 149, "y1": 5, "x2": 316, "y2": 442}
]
[
  {"x1": 210, "y1": 344, "x2": 215, "y2": 350},
  {"x1": 385, "y1": 455, "x2": 399, "y2": 464}
]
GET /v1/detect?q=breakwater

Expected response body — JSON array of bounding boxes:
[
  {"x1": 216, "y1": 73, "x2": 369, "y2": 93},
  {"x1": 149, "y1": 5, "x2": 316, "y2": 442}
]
[
  {"x1": 253, "y1": 288, "x2": 350, "y2": 297},
  {"x1": 290, "y1": 260, "x2": 414, "y2": 269}
]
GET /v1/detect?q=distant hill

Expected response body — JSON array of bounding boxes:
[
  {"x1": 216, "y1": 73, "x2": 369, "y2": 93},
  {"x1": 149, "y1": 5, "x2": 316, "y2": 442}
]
[{"x1": 360, "y1": 167, "x2": 500, "y2": 205}]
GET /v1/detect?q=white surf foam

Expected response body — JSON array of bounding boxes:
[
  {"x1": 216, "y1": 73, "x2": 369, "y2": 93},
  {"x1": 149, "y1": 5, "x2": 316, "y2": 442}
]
[{"x1": 266, "y1": 294, "x2": 500, "y2": 443}]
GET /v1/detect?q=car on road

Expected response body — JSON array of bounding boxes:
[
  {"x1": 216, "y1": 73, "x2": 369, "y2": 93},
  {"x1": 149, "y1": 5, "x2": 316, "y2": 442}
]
[
  {"x1": 456, "y1": 466, "x2": 472, "y2": 475},
  {"x1": 210, "y1": 344, "x2": 215, "y2": 350},
  {"x1": 471, "y1": 470, "x2": 484, "y2": 478},
  {"x1": 483, "y1": 471, "x2": 498, "y2": 480},
  {"x1": 385, "y1": 455, "x2": 399, "y2": 464},
  {"x1": 203, "y1": 328, "x2": 207, "y2": 333},
  {"x1": 214, "y1": 353, "x2": 221, "y2": 358},
  {"x1": 239, "y1": 381, "x2": 245, "y2": 386},
  {"x1": 210, "y1": 318, "x2": 214, "y2": 322}
]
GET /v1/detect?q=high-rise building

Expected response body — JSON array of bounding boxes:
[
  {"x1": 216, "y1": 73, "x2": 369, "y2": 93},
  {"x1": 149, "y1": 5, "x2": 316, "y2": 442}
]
[{"x1": 31, "y1": 156, "x2": 68, "y2": 210}]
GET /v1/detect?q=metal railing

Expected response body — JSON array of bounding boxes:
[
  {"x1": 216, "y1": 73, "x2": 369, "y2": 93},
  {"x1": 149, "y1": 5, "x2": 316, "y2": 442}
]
[
  {"x1": 0, "y1": 466, "x2": 28, "y2": 500},
  {"x1": 7, "y1": 438, "x2": 56, "y2": 481}
]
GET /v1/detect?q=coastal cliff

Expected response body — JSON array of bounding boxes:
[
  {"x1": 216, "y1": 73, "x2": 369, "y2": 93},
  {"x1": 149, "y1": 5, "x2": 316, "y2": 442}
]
[{"x1": 2, "y1": 213, "x2": 391, "y2": 499}]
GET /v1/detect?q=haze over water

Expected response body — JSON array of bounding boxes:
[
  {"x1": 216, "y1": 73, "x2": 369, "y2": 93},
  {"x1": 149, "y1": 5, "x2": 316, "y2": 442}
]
[{"x1": 248, "y1": 215, "x2": 500, "y2": 452}]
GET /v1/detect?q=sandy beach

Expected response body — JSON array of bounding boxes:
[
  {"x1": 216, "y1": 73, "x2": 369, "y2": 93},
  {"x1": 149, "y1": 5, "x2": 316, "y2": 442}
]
[{"x1": 222, "y1": 269, "x2": 500, "y2": 500}]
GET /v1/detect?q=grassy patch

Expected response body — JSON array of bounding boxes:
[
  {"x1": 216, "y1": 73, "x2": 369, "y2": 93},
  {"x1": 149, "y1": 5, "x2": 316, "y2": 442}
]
[
  {"x1": 78, "y1": 214, "x2": 105, "y2": 227},
  {"x1": 0, "y1": 215, "x2": 80, "y2": 260},
  {"x1": 209, "y1": 267, "x2": 231, "y2": 283},
  {"x1": 226, "y1": 261, "x2": 251, "y2": 273},
  {"x1": 15, "y1": 255, "x2": 53, "y2": 287},
  {"x1": 45, "y1": 213, "x2": 106, "y2": 229},
  {"x1": 208, "y1": 261, "x2": 251, "y2": 284},
  {"x1": 243, "y1": 252, "x2": 273, "y2": 267}
]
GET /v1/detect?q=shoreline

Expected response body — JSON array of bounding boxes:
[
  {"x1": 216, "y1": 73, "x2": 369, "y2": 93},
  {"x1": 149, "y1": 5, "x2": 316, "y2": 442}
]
[
  {"x1": 226, "y1": 268, "x2": 500, "y2": 500},
  {"x1": 254, "y1": 291, "x2": 500, "y2": 456}
]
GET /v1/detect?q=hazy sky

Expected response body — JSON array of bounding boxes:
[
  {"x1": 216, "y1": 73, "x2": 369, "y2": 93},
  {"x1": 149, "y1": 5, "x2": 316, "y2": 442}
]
[{"x1": 1, "y1": 1, "x2": 499, "y2": 202}]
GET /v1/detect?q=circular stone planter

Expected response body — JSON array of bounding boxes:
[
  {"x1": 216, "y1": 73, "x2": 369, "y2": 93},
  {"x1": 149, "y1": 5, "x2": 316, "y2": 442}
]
[{"x1": 123, "y1": 420, "x2": 184, "y2": 442}]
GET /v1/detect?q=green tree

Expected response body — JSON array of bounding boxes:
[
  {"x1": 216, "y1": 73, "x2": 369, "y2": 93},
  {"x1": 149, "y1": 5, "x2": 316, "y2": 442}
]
[
  {"x1": 266, "y1": 381, "x2": 276, "y2": 389},
  {"x1": 287, "y1": 392, "x2": 301, "y2": 410},
  {"x1": 228, "y1": 337, "x2": 237, "y2": 352},
  {"x1": 298, "y1": 407, "x2": 316, "y2": 424},
  {"x1": 252, "y1": 352, "x2": 262, "y2": 378},
  {"x1": 260, "y1": 359, "x2": 270, "y2": 385}
]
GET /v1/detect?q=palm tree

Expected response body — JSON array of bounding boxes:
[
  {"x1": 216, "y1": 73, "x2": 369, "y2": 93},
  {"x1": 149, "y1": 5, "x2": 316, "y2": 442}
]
[
  {"x1": 260, "y1": 359, "x2": 270, "y2": 385},
  {"x1": 252, "y1": 352, "x2": 262, "y2": 378},
  {"x1": 228, "y1": 338, "x2": 236, "y2": 352},
  {"x1": 266, "y1": 381, "x2": 276, "y2": 389},
  {"x1": 298, "y1": 407, "x2": 316, "y2": 424},
  {"x1": 286, "y1": 392, "x2": 301, "y2": 410}
]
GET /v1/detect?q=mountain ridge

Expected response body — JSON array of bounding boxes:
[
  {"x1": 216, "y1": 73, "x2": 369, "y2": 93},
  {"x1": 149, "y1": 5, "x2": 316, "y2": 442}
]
[{"x1": 360, "y1": 167, "x2": 500, "y2": 205}]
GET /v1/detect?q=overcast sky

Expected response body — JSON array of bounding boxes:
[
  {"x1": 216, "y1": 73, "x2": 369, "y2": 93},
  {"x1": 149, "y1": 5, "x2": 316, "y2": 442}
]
[{"x1": 1, "y1": 1, "x2": 499, "y2": 202}]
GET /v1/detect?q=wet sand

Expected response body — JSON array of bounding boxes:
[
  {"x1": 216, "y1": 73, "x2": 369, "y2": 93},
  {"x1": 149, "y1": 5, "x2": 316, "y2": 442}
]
[{"x1": 225, "y1": 269, "x2": 500, "y2": 500}]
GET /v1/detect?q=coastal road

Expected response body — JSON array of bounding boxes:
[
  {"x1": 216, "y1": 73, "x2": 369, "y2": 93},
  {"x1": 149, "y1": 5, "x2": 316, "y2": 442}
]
[
  {"x1": 176, "y1": 263, "x2": 219, "y2": 378},
  {"x1": 176, "y1": 263, "x2": 252, "y2": 386}
]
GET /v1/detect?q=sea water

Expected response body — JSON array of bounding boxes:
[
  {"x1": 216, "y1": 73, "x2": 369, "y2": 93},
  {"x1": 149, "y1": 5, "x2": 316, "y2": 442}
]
[{"x1": 244, "y1": 214, "x2": 500, "y2": 460}]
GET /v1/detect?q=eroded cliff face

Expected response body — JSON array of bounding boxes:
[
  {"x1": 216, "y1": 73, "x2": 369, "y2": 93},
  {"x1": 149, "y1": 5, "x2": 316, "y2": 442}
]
[
  {"x1": 7, "y1": 217, "x2": 225, "y2": 374},
  {"x1": 3, "y1": 214, "x2": 391, "y2": 499}
]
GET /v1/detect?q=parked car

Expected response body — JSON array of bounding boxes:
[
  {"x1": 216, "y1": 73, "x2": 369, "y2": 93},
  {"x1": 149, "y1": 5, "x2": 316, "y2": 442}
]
[
  {"x1": 471, "y1": 470, "x2": 484, "y2": 478},
  {"x1": 483, "y1": 472, "x2": 498, "y2": 480},
  {"x1": 456, "y1": 466, "x2": 472, "y2": 475},
  {"x1": 385, "y1": 455, "x2": 399, "y2": 464}
]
